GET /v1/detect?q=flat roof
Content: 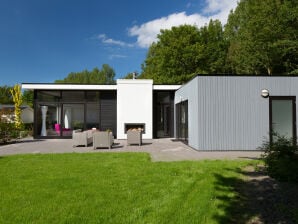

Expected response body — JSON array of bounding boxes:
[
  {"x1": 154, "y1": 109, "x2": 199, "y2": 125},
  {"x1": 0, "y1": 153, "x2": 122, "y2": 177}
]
[
  {"x1": 22, "y1": 83, "x2": 117, "y2": 90},
  {"x1": 22, "y1": 83, "x2": 181, "y2": 91},
  {"x1": 117, "y1": 79, "x2": 153, "y2": 84},
  {"x1": 195, "y1": 74, "x2": 298, "y2": 77},
  {"x1": 153, "y1": 85, "x2": 181, "y2": 90}
]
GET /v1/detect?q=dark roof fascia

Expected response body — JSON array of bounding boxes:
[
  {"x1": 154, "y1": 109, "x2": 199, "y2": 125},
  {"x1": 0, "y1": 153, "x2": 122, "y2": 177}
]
[
  {"x1": 195, "y1": 74, "x2": 298, "y2": 77},
  {"x1": 175, "y1": 74, "x2": 298, "y2": 91},
  {"x1": 21, "y1": 83, "x2": 117, "y2": 85}
]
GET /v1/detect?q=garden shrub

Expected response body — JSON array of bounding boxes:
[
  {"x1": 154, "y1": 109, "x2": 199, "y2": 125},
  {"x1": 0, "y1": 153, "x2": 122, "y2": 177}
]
[
  {"x1": 0, "y1": 109, "x2": 24, "y2": 143},
  {"x1": 22, "y1": 123, "x2": 33, "y2": 137},
  {"x1": 260, "y1": 134, "x2": 298, "y2": 183},
  {"x1": 0, "y1": 120, "x2": 15, "y2": 143}
]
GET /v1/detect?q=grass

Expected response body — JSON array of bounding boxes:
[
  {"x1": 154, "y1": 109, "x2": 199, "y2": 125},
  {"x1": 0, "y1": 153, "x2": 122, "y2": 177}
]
[{"x1": 0, "y1": 153, "x2": 257, "y2": 223}]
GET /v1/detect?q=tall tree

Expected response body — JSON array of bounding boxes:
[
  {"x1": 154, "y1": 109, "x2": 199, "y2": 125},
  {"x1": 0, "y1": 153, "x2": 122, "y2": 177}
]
[
  {"x1": 225, "y1": 0, "x2": 298, "y2": 75},
  {"x1": 100, "y1": 64, "x2": 116, "y2": 84},
  {"x1": 199, "y1": 20, "x2": 228, "y2": 74},
  {"x1": 141, "y1": 25, "x2": 203, "y2": 84},
  {"x1": 55, "y1": 64, "x2": 116, "y2": 84},
  {"x1": 141, "y1": 22, "x2": 227, "y2": 84}
]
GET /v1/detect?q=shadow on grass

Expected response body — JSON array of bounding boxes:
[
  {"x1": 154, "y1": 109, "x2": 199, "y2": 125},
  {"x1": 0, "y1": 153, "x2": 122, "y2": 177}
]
[{"x1": 212, "y1": 167, "x2": 298, "y2": 223}]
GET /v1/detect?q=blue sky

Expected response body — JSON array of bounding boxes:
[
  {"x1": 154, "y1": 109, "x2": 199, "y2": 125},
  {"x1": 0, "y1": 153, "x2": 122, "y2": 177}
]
[{"x1": 0, "y1": 0, "x2": 238, "y2": 86}]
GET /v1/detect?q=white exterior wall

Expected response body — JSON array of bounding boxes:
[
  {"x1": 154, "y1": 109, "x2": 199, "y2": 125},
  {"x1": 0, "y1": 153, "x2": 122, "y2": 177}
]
[{"x1": 117, "y1": 79, "x2": 153, "y2": 139}]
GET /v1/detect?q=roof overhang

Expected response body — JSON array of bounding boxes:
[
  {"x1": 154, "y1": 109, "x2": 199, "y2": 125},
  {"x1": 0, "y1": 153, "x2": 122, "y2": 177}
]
[
  {"x1": 21, "y1": 83, "x2": 117, "y2": 90},
  {"x1": 22, "y1": 83, "x2": 181, "y2": 91},
  {"x1": 153, "y1": 85, "x2": 181, "y2": 90}
]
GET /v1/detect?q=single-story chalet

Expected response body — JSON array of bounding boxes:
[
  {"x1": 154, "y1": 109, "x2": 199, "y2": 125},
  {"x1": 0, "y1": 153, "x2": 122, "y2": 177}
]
[{"x1": 22, "y1": 75, "x2": 298, "y2": 150}]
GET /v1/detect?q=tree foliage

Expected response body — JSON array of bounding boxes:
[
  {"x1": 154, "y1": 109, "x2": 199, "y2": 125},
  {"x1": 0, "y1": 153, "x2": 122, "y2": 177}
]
[
  {"x1": 141, "y1": 22, "x2": 227, "y2": 84},
  {"x1": 55, "y1": 64, "x2": 116, "y2": 84},
  {"x1": 0, "y1": 85, "x2": 13, "y2": 104},
  {"x1": 141, "y1": 0, "x2": 297, "y2": 84},
  {"x1": 201, "y1": 20, "x2": 230, "y2": 74},
  {"x1": 141, "y1": 25, "x2": 202, "y2": 84},
  {"x1": 22, "y1": 90, "x2": 34, "y2": 108},
  {"x1": 225, "y1": 0, "x2": 298, "y2": 75},
  {"x1": 122, "y1": 72, "x2": 138, "y2": 79},
  {"x1": 122, "y1": 73, "x2": 134, "y2": 79}
]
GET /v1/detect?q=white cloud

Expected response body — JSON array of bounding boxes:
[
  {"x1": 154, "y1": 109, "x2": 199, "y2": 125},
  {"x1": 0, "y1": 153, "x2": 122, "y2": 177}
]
[
  {"x1": 129, "y1": 12, "x2": 209, "y2": 48},
  {"x1": 109, "y1": 54, "x2": 127, "y2": 60},
  {"x1": 97, "y1": 34, "x2": 134, "y2": 48},
  {"x1": 203, "y1": 0, "x2": 238, "y2": 23},
  {"x1": 129, "y1": 0, "x2": 238, "y2": 48},
  {"x1": 203, "y1": 0, "x2": 237, "y2": 14}
]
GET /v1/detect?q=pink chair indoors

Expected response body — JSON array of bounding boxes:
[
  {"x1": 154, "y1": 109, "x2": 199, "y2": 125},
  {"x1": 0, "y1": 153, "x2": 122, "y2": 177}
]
[
  {"x1": 55, "y1": 123, "x2": 61, "y2": 134},
  {"x1": 55, "y1": 123, "x2": 72, "y2": 136}
]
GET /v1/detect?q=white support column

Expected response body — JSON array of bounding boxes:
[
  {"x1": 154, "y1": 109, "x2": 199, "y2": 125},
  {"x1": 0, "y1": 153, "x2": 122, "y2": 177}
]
[{"x1": 117, "y1": 79, "x2": 153, "y2": 139}]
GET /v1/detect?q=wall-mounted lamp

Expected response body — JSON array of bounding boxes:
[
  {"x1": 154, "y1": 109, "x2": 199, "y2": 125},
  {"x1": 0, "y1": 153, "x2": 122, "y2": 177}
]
[{"x1": 261, "y1": 89, "x2": 269, "y2": 98}]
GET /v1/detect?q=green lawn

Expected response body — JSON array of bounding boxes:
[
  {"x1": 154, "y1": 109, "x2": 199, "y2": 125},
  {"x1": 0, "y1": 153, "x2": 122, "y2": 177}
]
[{"x1": 0, "y1": 153, "x2": 256, "y2": 223}]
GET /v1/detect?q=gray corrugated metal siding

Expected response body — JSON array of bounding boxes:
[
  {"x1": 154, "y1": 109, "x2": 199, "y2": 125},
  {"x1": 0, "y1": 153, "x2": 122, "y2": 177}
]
[{"x1": 175, "y1": 76, "x2": 298, "y2": 150}]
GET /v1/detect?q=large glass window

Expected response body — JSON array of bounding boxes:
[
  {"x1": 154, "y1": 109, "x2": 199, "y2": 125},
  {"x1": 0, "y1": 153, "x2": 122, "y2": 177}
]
[
  {"x1": 37, "y1": 91, "x2": 60, "y2": 102},
  {"x1": 62, "y1": 104, "x2": 84, "y2": 136},
  {"x1": 176, "y1": 100, "x2": 188, "y2": 142},
  {"x1": 86, "y1": 91, "x2": 100, "y2": 101},
  {"x1": 34, "y1": 90, "x2": 116, "y2": 138},
  {"x1": 270, "y1": 97, "x2": 296, "y2": 143},
  {"x1": 86, "y1": 103, "x2": 100, "y2": 129},
  {"x1": 154, "y1": 91, "x2": 174, "y2": 138},
  {"x1": 62, "y1": 91, "x2": 85, "y2": 101},
  {"x1": 36, "y1": 103, "x2": 61, "y2": 137}
]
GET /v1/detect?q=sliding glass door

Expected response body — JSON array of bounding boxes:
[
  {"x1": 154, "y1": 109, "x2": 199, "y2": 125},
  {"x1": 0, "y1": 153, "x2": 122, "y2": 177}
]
[
  {"x1": 153, "y1": 91, "x2": 175, "y2": 138},
  {"x1": 36, "y1": 103, "x2": 61, "y2": 137},
  {"x1": 62, "y1": 104, "x2": 84, "y2": 136},
  {"x1": 34, "y1": 90, "x2": 116, "y2": 138},
  {"x1": 176, "y1": 100, "x2": 188, "y2": 142}
]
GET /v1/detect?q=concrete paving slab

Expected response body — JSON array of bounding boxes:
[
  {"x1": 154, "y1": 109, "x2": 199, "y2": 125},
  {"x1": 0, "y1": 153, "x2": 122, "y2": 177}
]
[{"x1": 0, "y1": 137, "x2": 263, "y2": 162}]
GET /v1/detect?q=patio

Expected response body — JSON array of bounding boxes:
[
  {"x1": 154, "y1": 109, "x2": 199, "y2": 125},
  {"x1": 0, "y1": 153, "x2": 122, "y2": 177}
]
[{"x1": 0, "y1": 137, "x2": 262, "y2": 162}]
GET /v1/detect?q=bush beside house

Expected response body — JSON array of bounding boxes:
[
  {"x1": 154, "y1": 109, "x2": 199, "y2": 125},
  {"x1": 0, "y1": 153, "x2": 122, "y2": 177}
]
[
  {"x1": 0, "y1": 106, "x2": 33, "y2": 143},
  {"x1": 0, "y1": 109, "x2": 19, "y2": 143},
  {"x1": 260, "y1": 134, "x2": 298, "y2": 183}
]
